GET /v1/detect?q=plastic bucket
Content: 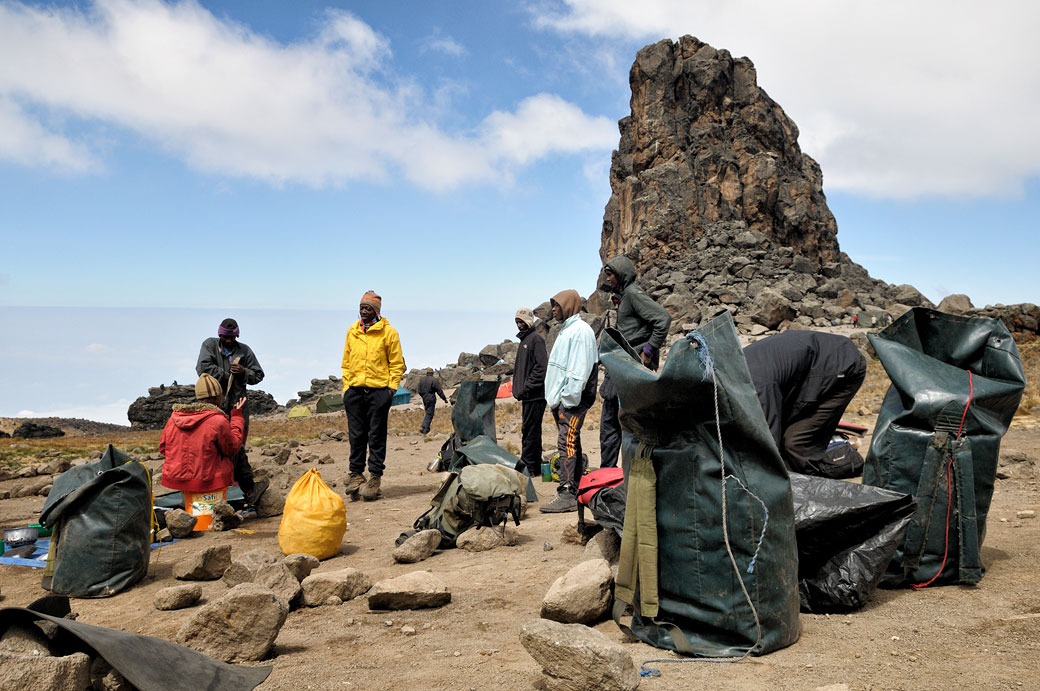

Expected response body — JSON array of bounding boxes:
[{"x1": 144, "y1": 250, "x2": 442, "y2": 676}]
[{"x1": 183, "y1": 488, "x2": 228, "y2": 531}]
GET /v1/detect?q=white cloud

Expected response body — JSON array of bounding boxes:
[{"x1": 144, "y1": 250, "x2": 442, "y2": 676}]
[
  {"x1": 532, "y1": 0, "x2": 1040, "y2": 199},
  {"x1": 85, "y1": 343, "x2": 111, "y2": 353},
  {"x1": 0, "y1": 0, "x2": 613, "y2": 190},
  {"x1": 421, "y1": 33, "x2": 468, "y2": 58}
]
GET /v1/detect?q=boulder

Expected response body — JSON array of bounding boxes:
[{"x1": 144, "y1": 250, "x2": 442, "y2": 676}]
[
  {"x1": 456, "y1": 525, "x2": 520, "y2": 552},
  {"x1": 540, "y1": 559, "x2": 613, "y2": 624},
  {"x1": 255, "y1": 562, "x2": 302, "y2": 608},
  {"x1": 392, "y1": 529, "x2": 443, "y2": 563},
  {"x1": 177, "y1": 583, "x2": 288, "y2": 663},
  {"x1": 937, "y1": 293, "x2": 974, "y2": 314},
  {"x1": 750, "y1": 290, "x2": 796, "y2": 330},
  {"x1": 519, "y1": 619, "x2": 639, "y2": 691},
  {"x1": 0, "y1": 623, "x2": 53, "y2": 656},
  {"x1": 254, "y1": 486, "x2": 285, "y2": 518},
  {"x1": 209, "y1": 501, "x2": 242, "y2": 531},
  {"x1": 301, "y1": 568, "x2": 373, "y2": 606},
  {"x1": 173, "y1": 545, "x2": 232, "y2": 581},
  {"x1": 154, "y1": 584, "x2": 203, "y2": 611},
  {"x1": 581, "y1": 530, "x2": 620, "y2": 565},
  {"x1": 0, "y1": 651, "x2": 91, "y2": 691},
  {"x1": 128, "y1": 385, "x2": 278, "y2": 430},
  {"x1": 282, "y1": 553, "x2": 320, "y2": 582},
  {"x1": 367, "y1": 571, "x2": 451, "y2": 610},
  {"x1": 222, "y1": 549, "x2": 280, "y2": 588},
  {"x1": 11, "y1": 422, "x2": 64, "y2": 439}
]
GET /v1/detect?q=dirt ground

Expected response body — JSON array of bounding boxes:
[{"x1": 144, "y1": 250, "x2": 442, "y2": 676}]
[{"x1": 1, "y1": 401, "x2": 1039, "y2": 691}]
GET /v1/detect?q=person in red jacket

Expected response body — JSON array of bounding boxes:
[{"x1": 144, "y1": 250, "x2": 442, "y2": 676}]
[{"x1": 159, "y1": 373, "x2": 246, "y2": 493}]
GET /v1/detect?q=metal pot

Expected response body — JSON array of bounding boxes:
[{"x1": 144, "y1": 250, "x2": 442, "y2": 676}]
[{"x1": 3, "y1": 526, "x2": 39, "y2": 549}]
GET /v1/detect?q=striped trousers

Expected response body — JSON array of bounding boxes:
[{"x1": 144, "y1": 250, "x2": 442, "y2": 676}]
[{"x1": 551, "y1": 404, "x2": 590, "y2": 491}]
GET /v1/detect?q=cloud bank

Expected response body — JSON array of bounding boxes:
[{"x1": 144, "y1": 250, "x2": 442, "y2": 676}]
[
  {"x1": 533, "y1": 0, "x2": 1040, "y2": 199},
  {"x1": 0, "y1": 0, "x2": 616, "y2": 190}
]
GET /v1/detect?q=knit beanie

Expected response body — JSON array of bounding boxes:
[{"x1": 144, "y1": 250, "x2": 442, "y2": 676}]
[
  {"x1": 514, "y1": 308, "x2": 535, "y2": 329},
  {"x1": 195, "y1": 373, "x2": 223, "y2": 400},
  {"x1": 360, "y1": 291, "x2": 382, "y2": 317}
]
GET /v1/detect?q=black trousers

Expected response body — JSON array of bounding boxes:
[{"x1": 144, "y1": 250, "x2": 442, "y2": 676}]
[
  {"x1": 420, "y1": 394, "x2": 437, "y2": 434},
  {"x1": 552, "y1": 404, "x2": 589, "y2": 491},
  {"x1": 599, "y1": 394, "x2": 621, "y2": 469},
  {"x1": 343, "y1": 387, "x2": 393, "y2": 476},
  {"x1": 520, "y1": 398, "x2": 547, "y2": 478},
  {"x1": 782, "y1": 361, "x2": 867, "y2": 474},
  {"x1": 225, "y1": 403, "x2": 254, "y2": 493}
]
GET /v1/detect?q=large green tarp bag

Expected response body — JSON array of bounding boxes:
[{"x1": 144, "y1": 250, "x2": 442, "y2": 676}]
[
  {"x1": 451, "y1": 380, "x2": 498, "y2": 442},
  {"x1": 600, "y1": 311, "x2": 800, "y2": 657},
  {"x1": 39, "y1": 445, "x2": 152, "y2": 598},
  {"x1": 863, "y1": 307, "x2": 1025, "y2": 588}
]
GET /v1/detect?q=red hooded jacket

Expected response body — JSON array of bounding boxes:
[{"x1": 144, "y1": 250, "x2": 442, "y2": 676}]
[{"x1": 159, "y1": 403, "x2": 245, "y2": 492}]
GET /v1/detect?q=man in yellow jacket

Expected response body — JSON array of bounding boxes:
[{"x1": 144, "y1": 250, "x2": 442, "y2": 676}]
[{"x1": 342, "y1": 290, "x2": 406, "y2": 501}]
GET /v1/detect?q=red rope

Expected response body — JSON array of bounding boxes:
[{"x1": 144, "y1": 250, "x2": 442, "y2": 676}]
[{"x1": 912, "y1": 371, "x2": 973, "y2": 590}]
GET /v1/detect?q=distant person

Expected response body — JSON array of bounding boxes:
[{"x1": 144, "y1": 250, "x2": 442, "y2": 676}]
[
  {"x1": 341, "y1": 291, "x2": 406, "y2": 501},
  {"x1": 852, "y1": 313, "x2": 859, "y2": 328},
  {"x1": 743, "y1": 331, "x2": 866, "y2": 477},
  {"x1": 417, "y1": 368, "x2": 447, "y2": 435},
  {"x1": 598, "y1": 255, "x2": 671, "y2": 468},
  {"x1": 884, "y1": 312, "x2": 893, "y2": 326},
  {"x1": 196, "y1": 318, "x2": 267, "y2": 506},
  {"x1": 540, "y1": 290, "x2": 598, "y2": 514},
  {"x1": 159, "y1": 373, "x2": 245, "y2": 495},
  {"x1": 870, "y1": 315, "x2": 878, "y2": 329},
  {"x1": 511, "y1": 307, "x2": 547, "y2": 480}
]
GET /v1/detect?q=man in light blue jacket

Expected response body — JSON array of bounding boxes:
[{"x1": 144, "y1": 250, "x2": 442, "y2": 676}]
[{"x1": 540, "y1": 289, "x2": 599, "y2": 514}]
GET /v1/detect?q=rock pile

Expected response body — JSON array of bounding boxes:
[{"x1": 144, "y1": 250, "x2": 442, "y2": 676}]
[
  {"x1": 11, "y1": 421, "x2": 64, "y2": 439},
  {"x1": 127, "y1": 385, "x2": 280, "y2": 430}
]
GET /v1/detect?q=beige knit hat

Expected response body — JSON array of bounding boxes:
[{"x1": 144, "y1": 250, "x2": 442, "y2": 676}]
[
  {"x1": 195, "y1": 373, "x2": 223, "y2": 400},
  {"x1": 514, "y1": 307, "x2": 535, "y2": 329}
]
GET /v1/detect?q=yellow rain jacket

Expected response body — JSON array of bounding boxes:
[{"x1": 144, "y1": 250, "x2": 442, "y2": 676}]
[{"x1": 341, "y1": 318, "x2": 406, "y2": 391}]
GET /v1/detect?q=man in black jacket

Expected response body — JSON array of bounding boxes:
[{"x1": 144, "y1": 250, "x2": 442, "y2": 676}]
[
  {"x1": 417, "y1": 369, "x2": 447, "y2": 435},
  {"x1": 511, "y1": 307, "x2": 547, "y2": 479},
  {"x1": 599, "y1": 256, "x2": 672, "y2": 468},
  {"x1": 196, "y1": 317, "x2": 268, "y2": 506},
  {"x1": 743, "y1": 331, "x2": 866, "y2": 475}
]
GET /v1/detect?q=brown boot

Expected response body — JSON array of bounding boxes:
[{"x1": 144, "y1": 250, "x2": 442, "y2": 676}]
[
  {"x1": 359, "y1": 474, "x2": 382, "y2": 501},
  {"x1": 345, "y1": 472, "x2": 365, "y2": 499}
]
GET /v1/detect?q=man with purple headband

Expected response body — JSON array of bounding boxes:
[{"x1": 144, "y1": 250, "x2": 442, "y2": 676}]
[{"x1": 196, "y1": 317, "x2": 268, "y2": 507}]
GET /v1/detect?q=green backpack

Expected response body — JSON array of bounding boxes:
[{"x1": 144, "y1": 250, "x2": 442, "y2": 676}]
[{"x1": 413, "y1": 465, "x2": 525, "y2": 548}]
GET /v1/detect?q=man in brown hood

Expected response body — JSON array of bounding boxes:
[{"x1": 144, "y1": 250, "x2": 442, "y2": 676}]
[{"x1": 540, "y1": 290, "x2": 598, "y2": 513}]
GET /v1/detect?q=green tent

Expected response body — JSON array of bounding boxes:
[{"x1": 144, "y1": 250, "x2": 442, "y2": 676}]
[{"x1": 315, "y1": 394, "x2": 344, "y2": 414}]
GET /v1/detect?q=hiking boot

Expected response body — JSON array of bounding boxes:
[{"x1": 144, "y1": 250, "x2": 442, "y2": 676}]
[
  {"x1": 539, "y1": 490, "x2": 577, "y2": 513},
  {"x1": 244, "y1": 477, "x2": 270, "y2": 509},
  {"x1": 360, "y1": 474, "x2": 382, "y2": 501},
  {"x1": 345, "y1": 472, "x2": 366, "y2": 497}
]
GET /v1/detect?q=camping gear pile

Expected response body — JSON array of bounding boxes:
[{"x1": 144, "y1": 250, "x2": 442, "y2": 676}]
[{"x1": 864, "y1": 307, "x2": 1026, "y2": 588}]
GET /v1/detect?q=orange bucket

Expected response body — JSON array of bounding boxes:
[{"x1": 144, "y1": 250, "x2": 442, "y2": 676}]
[{"x1": 183, "y1": 487, "x2": 228, "y2": 531}]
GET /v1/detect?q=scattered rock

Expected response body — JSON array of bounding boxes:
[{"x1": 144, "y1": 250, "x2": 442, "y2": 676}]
[
  {"x1": 173, "y1": 545, "x2": 232, "y2": 581},
  {"x1": 541, "y1": 559, "x2": 613, "y2": 624},
  {"x1": 582, "y1": 530, "x2": 620, "y2": 565},
  {"x1": 368, "y1": 571, "x2": 451, "y2": 610},
  {"x1": 301, "y1": 568, "x2": 373, "y2": 606},
  {"x1": 456, "y1": 525, "x2": 519, "y2": 552},
  {"x1": 519, "y1": 619, "x2": 638, "y2": 691},
  {"x1": 209, "y1": 501, "x2": 242, "y2": 531},
  {"x1": 401, "y1": 625, "x2": 416, "y2": 636},
  {"x1": 274, "y1": 448, "x2": 291, "y2": 465},
  {"x1": 1016, "y1": 510, "x2": 1036, "y2": 519},
  {"x1": 561, "y1": 525, "x2": 583, "y2": 545},
  {"x1": 392, "y1": 529, "x2": 443, "y2": 563},
  {"x1": 282, "y1": 553, "x2": 320, "y2": 582},
  {"x1": 89, "y1": 658, "x2": 133, "y2": 691},
  {"x1": 0, "y1": 623, "x2": 53, "y2": 656},
  {"x1": 255, "y1": 562, "x2": 303, "y2": 608},
  {"x1": 165, "y1": 509, "x2": 198, "y2": 538},
  {"x1": 254, "y1": 486, "x2": 285, "y2": 518},
  {"x1": 222, "y1": 549, "x2": 280, "y2": 588},
  {"x1": 154, "y1": 584, "x2": 203, "y2": 611},
  {"x1": 0, "y1": 650, "x2": 91, "y2": 691},
  {"x1": 177, "y1": 583, "x2": 288, "y2": 663}
]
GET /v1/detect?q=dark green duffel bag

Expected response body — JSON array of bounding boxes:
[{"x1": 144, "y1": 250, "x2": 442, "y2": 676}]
[
  {"x1": 40, "y1": 445, "x2": 152, "y2": 598},
  {"x1": 863, "y1": 308, "x2": 1026, "y2": 587},
  {"x1": 601, "y1": 311, "x2": 800, "y2": 657}
]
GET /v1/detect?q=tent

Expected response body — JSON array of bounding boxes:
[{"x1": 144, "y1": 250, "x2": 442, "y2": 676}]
[
  {"x1": 496, "y1": 381, "x2": 513, "y2": 399},
  {"x1": 288, "y1": 405, "x2": 312, "y2": 418},
  {"x1": 391, "y1": 386, "x2": 412, "y2": 406},
  {"x1": 315, "y1": 394, "x2": 344, "y2": 414}
]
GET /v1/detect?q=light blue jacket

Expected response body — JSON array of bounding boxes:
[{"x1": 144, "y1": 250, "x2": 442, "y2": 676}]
[{"x1": 545, "y1": 314, "x2": 597, "y2": 409}]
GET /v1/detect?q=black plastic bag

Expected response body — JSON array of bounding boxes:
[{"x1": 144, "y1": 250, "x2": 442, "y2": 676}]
[
  {"x1": 40, "y1": 445, "x2": 152, "y2": 598},
  {"x1": 791, "y1": 474, "x2": 915, "y2": 612}
]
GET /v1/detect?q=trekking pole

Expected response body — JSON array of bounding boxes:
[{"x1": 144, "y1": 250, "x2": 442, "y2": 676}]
[{"x1": 223, "y1": 356, "x2": 241, "y2": 410}]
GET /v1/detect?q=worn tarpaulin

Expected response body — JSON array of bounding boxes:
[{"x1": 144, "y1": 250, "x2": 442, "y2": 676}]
[
  {"x1": 39, "y1": 445, "x2": 152, "y2": 598},
  {"x1": 863, "y1": 307, "x2": 1025, "y2": 587},
  {"x1": 600, "y1": 311, "x2": 800, "y2": 657}
]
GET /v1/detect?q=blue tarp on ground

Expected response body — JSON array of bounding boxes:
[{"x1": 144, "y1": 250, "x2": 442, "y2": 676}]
[{"x1": 0, "y1": 539, "x2": 173, "y2": 569}]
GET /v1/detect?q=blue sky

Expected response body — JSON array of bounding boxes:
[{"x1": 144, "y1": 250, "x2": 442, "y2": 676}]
[{"x1": 0, "y1": 0, "x2": 1037, "y2": 423}]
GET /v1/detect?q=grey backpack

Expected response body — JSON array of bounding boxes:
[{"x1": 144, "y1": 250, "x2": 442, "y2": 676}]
[{"x1": 412, "y1": 465, "x2": 525, "y2": 548}]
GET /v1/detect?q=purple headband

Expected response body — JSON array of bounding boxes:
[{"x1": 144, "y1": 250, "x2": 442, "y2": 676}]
[{"x1": 217, "y1": 325, "x2": 239, "y2": 337}]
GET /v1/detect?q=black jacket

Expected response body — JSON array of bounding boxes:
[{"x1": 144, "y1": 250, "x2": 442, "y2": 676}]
[
  {"x1": 512, "y1": 327, "x2": 547, "y2": 401},
  {"x1": 196, "y1": 338, "x2": 264, "y2": 413},
  {"x1": 604, "y1": 255, "x2": 671, "y2": 354},
  {"x1": 417, "y1": 374, "x2": 447, "y2": 404},
  {"x1": 743, "y1": 331, "x2": 866, "y2": 447}
]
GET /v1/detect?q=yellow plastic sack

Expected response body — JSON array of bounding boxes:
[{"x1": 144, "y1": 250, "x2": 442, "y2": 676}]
[{"x1": 277, "y1": 468, "x2": 346, "y2": 560}]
